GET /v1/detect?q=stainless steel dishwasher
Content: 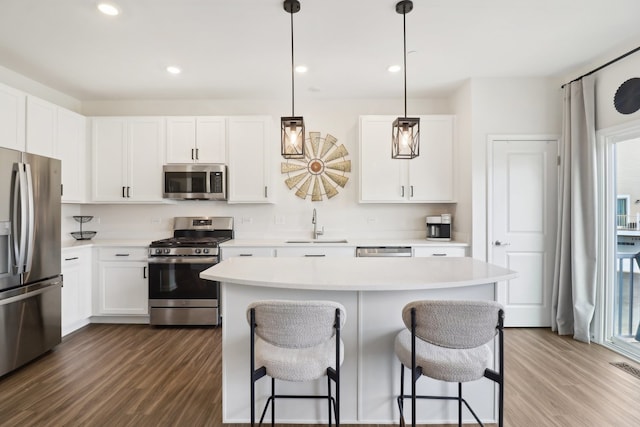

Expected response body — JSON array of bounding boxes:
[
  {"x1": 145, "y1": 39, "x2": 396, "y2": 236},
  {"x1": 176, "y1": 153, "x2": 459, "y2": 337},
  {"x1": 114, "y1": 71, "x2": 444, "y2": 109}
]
[{"x1": 355, "y1": 246, "x2": 412, "y2": 257}]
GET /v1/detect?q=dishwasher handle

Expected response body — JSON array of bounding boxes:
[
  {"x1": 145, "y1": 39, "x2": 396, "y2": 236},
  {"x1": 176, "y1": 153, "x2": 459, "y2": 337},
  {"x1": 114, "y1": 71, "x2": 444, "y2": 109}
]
[{"x1": 355, "y1": 247, "x2": 412, "y2": 257}]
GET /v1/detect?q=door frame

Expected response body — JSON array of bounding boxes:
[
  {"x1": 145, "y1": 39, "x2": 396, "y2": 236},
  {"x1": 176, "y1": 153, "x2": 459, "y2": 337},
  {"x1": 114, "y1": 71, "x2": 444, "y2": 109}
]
[
  {"x1": 595, "y1": 119, "x2": 640, "y2": 362},
  {"x1": 486, "y1": 134, "x2": 559, "y2": 325}
]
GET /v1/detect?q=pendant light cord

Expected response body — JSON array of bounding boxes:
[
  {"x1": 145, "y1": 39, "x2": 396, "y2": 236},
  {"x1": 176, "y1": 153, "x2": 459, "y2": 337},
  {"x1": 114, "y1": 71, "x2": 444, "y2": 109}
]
[
  {"x1": 290, "y1": 10, "x2": 295, "y2": 116},
  {"x1": 403, "y1": 8, "x2": 407, "y2": 118}
]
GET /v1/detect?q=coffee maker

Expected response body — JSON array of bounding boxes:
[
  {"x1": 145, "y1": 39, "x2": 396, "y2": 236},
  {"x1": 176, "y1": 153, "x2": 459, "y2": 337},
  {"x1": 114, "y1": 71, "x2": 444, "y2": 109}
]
[{"x1": 426, "y1": 214, "x2": 452, "y2": 241}]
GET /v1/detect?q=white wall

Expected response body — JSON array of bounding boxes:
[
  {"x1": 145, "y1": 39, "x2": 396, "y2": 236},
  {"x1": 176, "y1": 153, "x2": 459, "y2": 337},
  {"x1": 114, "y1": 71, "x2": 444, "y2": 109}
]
[
  {"x1": 63, "y1": 96, "x2": 461, "y2": 242},
  {"x1": 466, "y1": 77, "x2": 562, "y2": 260}
]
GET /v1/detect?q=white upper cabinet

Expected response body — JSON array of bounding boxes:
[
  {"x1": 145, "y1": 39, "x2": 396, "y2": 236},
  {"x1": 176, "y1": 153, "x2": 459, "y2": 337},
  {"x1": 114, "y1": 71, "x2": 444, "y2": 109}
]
[
  {"x1": 166, "y1": 116, "x2": 226, "y2": 164},
  {"x1": 92, "y1": 117, "x2": 164, "y2": 203},
  {"x1": 26, "y1": 95, "x2": 58, "y2": 158},
  {"x1": 57, "y1": 108, "x2": 87, "y2": 203},
  {"x1": 359, "y1": 115, "x2": 455, "y2": 203},
  {"x1": 0, "y1": 83, "x2": 26, "y2": 152},
  {"x1": 227, "y1": 116, "x2": 274, "y2": 203}
]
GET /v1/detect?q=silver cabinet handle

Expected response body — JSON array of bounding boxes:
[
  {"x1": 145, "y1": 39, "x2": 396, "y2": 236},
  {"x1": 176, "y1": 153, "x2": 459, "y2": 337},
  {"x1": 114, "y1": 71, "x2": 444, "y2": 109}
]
[
  {"x1": 115, "y1": 253, "x2": 130, "y2": 257},
  {"x1": 431, "y1": 253, "x2": 447, "y2": 257},
  {"x1": 264, "y1": 186, "x2": 268, "y2": 198},
  {"x1": 191, "y1": 148, "x2": 195, "y2": 160},
  {"x1": 64, "y1": 257, "x2": 79, "y2": 261},
  {"x1": 304, "y1": 254, "x2": 326, "y2": 257},
  {"x1": 239, "y1": 254, "x2": 253, "y2": 257},
  {"x1": 143, "y1": 266, "x2": 147, "y2": 279},
  {"x1": 127, "y1": 187, "x2": 131, "y2": 198},
  {"x1": 410, "y1": 185, "x2": 414, "y2": 197},
  {"x1": 494, "y1": 240, "x2": 511, "y2": 246},
  {"x1": 195, "y1": 148, "x2": 199, "y2": 160},
  {"x1": 401, "y1": 186, "x2": 405, "y2": 197}
]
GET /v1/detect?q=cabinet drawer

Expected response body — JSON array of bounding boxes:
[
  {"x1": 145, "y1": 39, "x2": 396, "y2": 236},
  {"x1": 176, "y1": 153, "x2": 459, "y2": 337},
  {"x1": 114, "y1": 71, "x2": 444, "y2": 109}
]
[
  {"x1": 413, "y1": 247, "x2": 467, "y2": 257},
  {"x1": 276, "y1": 247, "x2": 355, "y2": 258},
  {"x1": 99, "y1": 247, "x2": 148, "y2": 261},
  {"x1": 221, "y1": 247, "x2": 274, "y2": 259}
]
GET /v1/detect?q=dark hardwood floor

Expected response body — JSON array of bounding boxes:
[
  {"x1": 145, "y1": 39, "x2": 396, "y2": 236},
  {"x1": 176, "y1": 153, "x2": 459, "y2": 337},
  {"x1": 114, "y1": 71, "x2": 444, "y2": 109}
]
[{"x1": 0, "y1": 325, "x2": 639, "y2": 426}]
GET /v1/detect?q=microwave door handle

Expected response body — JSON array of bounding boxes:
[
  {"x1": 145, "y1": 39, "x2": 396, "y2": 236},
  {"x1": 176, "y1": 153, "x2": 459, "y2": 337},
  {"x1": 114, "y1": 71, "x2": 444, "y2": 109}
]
[
  {"x1": 23, "y1": 163, "x2": 35, "y2": 273},
  {"x1": 11, "y1": 163, "x2": 27, "y2": 275}
]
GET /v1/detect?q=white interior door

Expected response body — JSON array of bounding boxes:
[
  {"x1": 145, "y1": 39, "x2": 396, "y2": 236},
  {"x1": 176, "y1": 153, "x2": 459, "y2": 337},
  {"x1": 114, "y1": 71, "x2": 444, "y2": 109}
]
[{"x1": 490, "y1": 137, "x2": 558, "y2": 327}]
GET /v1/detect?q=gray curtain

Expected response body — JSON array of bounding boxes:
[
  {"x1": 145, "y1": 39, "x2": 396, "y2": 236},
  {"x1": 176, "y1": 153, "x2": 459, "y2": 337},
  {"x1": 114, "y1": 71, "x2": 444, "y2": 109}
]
[{"x1": 551, "y1": 76, "x2": 598, "y2": 343}]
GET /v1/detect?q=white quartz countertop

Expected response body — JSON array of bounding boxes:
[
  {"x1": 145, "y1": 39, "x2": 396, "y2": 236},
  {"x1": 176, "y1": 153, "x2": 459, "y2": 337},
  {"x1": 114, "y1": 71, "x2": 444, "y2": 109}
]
[
  {"x1": 61, "y1": 239, "x2": 152, "y2": 249},
  {"x1": 201, "y1": 257, "x2": 516, "y2": 291},
  {"x1": 220, "y1": 238, "x2": 468, "y2": 248}
]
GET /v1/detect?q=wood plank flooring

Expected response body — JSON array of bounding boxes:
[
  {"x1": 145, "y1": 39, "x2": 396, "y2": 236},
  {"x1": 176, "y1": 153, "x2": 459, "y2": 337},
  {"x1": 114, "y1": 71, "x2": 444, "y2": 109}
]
[{"x1": 0, "y1": 325, "x2": 639, "y2": 426}]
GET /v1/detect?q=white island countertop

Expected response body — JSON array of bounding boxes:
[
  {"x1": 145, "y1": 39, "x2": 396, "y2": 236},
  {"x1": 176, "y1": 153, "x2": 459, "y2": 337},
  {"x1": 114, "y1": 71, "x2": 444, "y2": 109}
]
[{"x1": 201, "y1": 256, "x2": 516, "y2": 291}]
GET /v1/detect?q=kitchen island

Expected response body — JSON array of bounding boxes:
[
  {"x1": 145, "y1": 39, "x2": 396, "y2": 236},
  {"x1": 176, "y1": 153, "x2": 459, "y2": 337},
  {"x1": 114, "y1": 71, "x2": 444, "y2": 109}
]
[{"x1": 201, "y1": 257, "x2": 517, "y2": 424}]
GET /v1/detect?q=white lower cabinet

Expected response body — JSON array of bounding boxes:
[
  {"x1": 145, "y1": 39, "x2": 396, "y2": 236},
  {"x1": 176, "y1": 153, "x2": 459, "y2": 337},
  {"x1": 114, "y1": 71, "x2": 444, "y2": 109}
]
[
  {"x1": 413, "y1": 246, "x2": 467, "y2": 257},
  {"x1": 96, "y1": 247, "x2": 148, "y2": 316},
  {"x1": 221, "y1": 247, "x2": 275, "y2": 260},
  {"x1": 276, "y1": 246, "x2": 356, "y2": 258},
  {"x1": 61, "y1": 247, "x2": 92, "y2": 336}
]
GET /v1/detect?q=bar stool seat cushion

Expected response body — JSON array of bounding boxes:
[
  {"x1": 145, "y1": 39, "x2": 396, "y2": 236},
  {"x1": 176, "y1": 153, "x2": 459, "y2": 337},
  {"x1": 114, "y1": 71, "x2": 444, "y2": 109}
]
[
  {"x1": 394, "y1": 329, "x2": 492, "y2": 383},
  {"x1": 255, "y1": 336, "x2": 345, "y2": 382}
]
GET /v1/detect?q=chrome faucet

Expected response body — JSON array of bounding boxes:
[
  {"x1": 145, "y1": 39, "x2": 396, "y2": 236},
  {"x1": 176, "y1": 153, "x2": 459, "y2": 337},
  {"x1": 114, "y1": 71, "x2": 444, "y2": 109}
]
[{"x1": 312, "y1": 208, "x2": 324, "y2": 239}]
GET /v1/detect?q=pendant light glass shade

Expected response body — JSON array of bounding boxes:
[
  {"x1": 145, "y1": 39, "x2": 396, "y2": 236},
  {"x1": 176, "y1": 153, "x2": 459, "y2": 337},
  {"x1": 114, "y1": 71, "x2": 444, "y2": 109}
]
[
  {"x1": 281, "y1": 116, "x2": 305, "y2": 158},
  {"x1": 392, "y1": 0, "x2": 420, "y2": 159},
  {"x1": 392, "y1": 117, "x2": 420, "y2": 159},
  {"x1": 281, "y1": 0, "x2": 305, "y2": 159}
]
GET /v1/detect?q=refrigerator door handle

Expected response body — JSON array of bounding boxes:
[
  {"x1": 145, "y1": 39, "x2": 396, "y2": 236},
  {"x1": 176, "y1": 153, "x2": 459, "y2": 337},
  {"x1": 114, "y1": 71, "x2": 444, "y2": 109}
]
[
  {"x1": 11, "y1": 163, "x2": 27, "y2": 275},
  {"x1": 23, "y1": 163, "x2": 35, "y2": 273}
]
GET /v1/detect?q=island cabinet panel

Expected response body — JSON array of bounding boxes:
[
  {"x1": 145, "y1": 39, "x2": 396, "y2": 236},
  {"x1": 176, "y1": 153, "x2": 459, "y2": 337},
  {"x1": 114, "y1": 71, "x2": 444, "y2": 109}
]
[
  {"x1": 92, "y1": 117, "x2": 164, "y2": 203},
  {"x1": 95, "y1": 247, "x2": 148, "y2": 316},
  {"x1": 165, "y1": 116, "x2": 226, "y2": 164},
  {"x1": 61, "y1": 247, "x2": 92, "y2": 336},
  {"x1": 227, "y1": 116, "x2": 274, "y2": 203},
  {"x1": 0, "y1": 83, "x2": 26, "y2": 151},
  {"x1": 359, "y1": 115, "x2": 455, "y2": 203}
]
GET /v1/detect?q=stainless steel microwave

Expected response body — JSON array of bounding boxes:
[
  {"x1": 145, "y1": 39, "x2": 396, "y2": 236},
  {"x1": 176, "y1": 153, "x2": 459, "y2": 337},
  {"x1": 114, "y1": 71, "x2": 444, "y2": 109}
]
[{"x1": 163, "y1": 164, "x2": 227, "y2": 200}]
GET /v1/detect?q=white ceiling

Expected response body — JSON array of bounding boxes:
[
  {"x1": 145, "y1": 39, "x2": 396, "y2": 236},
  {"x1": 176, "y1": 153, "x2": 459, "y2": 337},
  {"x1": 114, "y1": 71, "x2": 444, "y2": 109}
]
[{"x1": 1, "y1": 0, "x2": 639, "y2": 101}]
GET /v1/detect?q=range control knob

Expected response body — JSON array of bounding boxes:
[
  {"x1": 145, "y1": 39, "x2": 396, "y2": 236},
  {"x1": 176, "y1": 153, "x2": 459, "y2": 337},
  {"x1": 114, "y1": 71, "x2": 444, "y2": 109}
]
[
  {"x1": 203, "y1": 248, "x2": 210, "y2": 254},
  {"x1": 163, "y1": 248, "x2": 171, "y2": 254},
  {"x1": 195, "y1": 248, "x2": 202, "y2": 254},
  {"x1": 155, "y1": 249, "x2": 162, "y2": 255}
]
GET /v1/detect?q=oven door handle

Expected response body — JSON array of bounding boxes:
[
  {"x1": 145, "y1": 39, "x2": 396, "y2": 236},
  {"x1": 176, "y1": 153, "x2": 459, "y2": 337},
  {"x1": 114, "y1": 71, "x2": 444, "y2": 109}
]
[{"x1": 148, "y1": 256, "x2": 219, "y2": 264}]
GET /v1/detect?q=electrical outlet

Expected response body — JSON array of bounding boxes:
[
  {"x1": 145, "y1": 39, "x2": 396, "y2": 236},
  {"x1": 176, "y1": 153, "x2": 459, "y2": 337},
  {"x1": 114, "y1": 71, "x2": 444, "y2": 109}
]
[{"x1": 275, "y1": 215, "x2": 285, "y2": 225}]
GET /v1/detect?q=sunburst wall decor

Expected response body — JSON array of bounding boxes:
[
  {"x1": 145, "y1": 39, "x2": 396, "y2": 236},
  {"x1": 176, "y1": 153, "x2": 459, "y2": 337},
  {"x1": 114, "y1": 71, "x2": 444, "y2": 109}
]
[{"x1": 281, "y1": 131, "x2": 351, "y2": 201}]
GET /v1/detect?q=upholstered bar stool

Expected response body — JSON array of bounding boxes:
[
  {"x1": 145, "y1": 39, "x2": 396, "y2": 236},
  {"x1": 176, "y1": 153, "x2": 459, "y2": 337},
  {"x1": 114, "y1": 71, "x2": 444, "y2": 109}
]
[
  {"x1": 247, "y1": 299, "x2": 346, "y2": 426},
  {"x1": 395, "y1": 300, "x2": 505, "y2": 427}
]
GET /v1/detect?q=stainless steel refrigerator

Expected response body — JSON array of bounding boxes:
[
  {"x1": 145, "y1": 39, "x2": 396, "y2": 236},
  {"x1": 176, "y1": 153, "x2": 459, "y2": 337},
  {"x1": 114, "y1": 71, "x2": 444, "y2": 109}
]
[{"x1": 0, "y1": 147, "x2": 62, "y2": 377}]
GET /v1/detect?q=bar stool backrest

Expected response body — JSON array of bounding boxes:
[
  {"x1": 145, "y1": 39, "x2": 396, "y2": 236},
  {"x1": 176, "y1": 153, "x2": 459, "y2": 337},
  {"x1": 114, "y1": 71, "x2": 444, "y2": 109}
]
[
  {"x1": 401, "y1": 300, "x2": 502, "y2": 349},
  {"x1": 247, "y1": 299, "x2": 346, "y2": 349}
]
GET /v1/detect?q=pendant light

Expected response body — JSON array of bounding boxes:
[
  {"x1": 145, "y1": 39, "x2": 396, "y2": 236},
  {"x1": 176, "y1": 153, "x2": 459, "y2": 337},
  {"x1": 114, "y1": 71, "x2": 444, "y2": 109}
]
[
  {"x1": 281, "y1": 0, "x2": 305, "y2": 159},
  {"x1": 392, "y1": 0, "x2": 420, "y2": 159}
]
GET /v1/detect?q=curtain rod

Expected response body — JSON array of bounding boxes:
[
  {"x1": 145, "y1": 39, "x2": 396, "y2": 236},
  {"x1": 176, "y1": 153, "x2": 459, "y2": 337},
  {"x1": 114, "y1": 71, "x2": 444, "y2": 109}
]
[{"x1": 561, "y1": 45, "x2": 640, "y2": 88}]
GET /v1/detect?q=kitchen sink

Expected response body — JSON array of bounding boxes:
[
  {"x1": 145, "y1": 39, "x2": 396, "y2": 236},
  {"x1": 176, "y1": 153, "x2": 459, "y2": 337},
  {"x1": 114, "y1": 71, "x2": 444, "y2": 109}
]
[{"x1": 285, "y1": 239, "x2": 349, "y2": 244}]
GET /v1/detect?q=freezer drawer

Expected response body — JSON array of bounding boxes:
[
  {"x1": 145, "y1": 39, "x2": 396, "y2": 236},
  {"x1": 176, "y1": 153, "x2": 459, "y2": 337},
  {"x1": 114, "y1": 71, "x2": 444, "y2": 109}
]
[{"x1": 0, "y1": 277, "x2": 62, "y2": 377}]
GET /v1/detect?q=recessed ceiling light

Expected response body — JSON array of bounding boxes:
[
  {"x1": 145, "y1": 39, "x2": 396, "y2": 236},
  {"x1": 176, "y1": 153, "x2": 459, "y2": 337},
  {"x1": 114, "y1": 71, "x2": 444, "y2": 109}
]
[
  {"x1": 388, "y1": 65, "x2": 402, "y2": 73},
  {"x1": 97, "y1": 3, "x2": 120, "y2": 16},
  {"x1": 295, "y1": 65, "x2": 308, "y2": 73},
  {"x1": 166, "y1": 66, "x2": 182, "y2": 75}
]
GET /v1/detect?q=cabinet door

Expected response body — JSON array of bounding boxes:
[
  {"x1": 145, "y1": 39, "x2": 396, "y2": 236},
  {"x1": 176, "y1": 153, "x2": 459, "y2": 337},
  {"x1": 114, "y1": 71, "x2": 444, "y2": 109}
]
[
  {"x1": 128, "y1": 118, "x2": 164, "y2": 201},
  {"x1": 166, "y1": 117, "x2": 196, "y2": 163},
  {"x1": 26, "y1": 95, "x2": 57, "y2": 158},
  {"x1": 92, "y1": 118, "x2": 127, "y2": 201},
  {"x1": 98, "y1": 261, "x2": 148, "y2": 315},
  {"x1": 58, "y1": 108, "x2": 87, "y2": 203},
  {"x1": 0, "y1": 83, "x2": 26, "y2": 151},
  {"x1": 196, "y1": 117, "x2": 226, "y2": 163},
  {"x1": 359, "y1": 116, "x2": 405, "y2": 202},
  {"x1": 227, "y1": 116, "x2": 273, "y2": 203},
  {"x1": 61, "y1": 248, "x2": 92, "y2": 336},
  {"x1": 408, "y1": 116, "x2": 455, "y2": 202}
]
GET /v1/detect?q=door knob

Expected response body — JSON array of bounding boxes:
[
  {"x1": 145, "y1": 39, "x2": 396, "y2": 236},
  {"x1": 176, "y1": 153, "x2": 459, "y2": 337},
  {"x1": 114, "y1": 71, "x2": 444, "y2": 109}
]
[{"x1": 494, "y1": 240, "x2": 511, "y2": 246}]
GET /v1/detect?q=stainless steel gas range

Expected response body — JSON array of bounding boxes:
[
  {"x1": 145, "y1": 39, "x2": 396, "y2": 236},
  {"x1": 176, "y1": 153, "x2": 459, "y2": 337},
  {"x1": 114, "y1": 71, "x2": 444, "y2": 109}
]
[{"x1": 148, "y1": 216, "x2": 233, "y2": 326}]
